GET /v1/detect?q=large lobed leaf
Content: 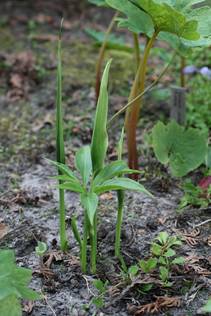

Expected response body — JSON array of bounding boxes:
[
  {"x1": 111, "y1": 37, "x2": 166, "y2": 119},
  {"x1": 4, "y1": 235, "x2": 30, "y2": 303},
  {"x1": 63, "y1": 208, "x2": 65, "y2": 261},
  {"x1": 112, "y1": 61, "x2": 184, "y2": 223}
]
[
  {"x1": 91, "y1": 60, "x2": 112, "y2": 175},
  {"x1": 151, "y1": 121, "x2": 208, "y2": 177}
]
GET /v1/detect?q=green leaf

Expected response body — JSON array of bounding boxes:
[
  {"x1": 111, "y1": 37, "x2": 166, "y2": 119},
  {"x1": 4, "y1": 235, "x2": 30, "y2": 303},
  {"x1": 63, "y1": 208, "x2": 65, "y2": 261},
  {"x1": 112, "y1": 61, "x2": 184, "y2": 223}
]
[
  {"x1": 75, "y1": 146, "x2": 92, "y2": 185},
  {"x1": 92, "y1": 160, "x2": 131, "y2": 186},
  {"x1": 205, "y1": 146, "x2": 211, "y2": 168},
  {"x1": 156, "y1": 231, "x2": 169, "y2": 244},
  {"x1": 202, "y1": 299, "x2": 211, "y2": 313},
  {"x1": 94, "y1": 177, "x2": 152, "y2": 196},
  {"x1": 172, "y1": 257, "x2": 185, "y2": 265},
  {"x1": 131, "y1": 0, "x2": 199, "y2": 40},
  {"x1": 35, "y1": 242, "x2": 47, "y2": 257},
  {"x1": 91, "y1": 60, "x2": 111, "y2": 175},
  {"x1": 0, "y1": 249, "x2": 40, "y2": 316},
  {"x1": 71, "y1": 216, "x2": 82, "y2": 249},
  {"x1": 80, "y1": 192, "x2": 99, "y2": 226},
  {"x1": 46, "y1": 159, "x2": 78, "y2": 182},
  {"x1": 159, "y1": 266, "x2": 169, "y2": 282},
  {"x1": 151, "y1": 243, "x2": 162, "y2": 256},
  {"x1": 128, "y1": 265, "x2": 139, "y2": 277},
  {"x1": 164, "y1": 248, "x2": 176, "y2": 257},
  {"x1": 139, "y1": 258, "x2": 157, "y2": 273},
  {"x1": 93, "y1": 279, "x2": 107, "y2": 293},
  {"x1": 106, "y1": 0, "x2": 154, "y2": 36},
  {"x1": 58, "y1": 180, "x2": 84, "y2": 193},
  {"x1": 0, "y1": 295, "x2": 22, "y2": 316},
  {"x1": 151, "y1": 121, "x2": 208, "y2": 177}
]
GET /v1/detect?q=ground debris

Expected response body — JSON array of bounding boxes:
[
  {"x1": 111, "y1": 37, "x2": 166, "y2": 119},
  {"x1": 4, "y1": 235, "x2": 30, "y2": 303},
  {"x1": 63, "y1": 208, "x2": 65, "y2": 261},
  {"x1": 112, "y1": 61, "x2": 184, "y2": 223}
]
[{"x1": 128, "y1": 296, "x2": 181, "y2": 315}]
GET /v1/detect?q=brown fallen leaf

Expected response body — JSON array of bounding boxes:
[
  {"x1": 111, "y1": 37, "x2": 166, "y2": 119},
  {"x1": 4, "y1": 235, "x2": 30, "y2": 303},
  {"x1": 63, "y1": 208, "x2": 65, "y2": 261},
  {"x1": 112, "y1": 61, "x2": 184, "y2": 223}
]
[
  {"x1": 31, "y1": 34, "x2": 58, "y2": 42},
  {"x1": 128, "y1": 296, "x2": 181, "y2": 315},
  {"x1": 0, "y1": 223, "x2": 9, "y2": 239},
  {"x1": 23, "y1": 300, "x2": 34, "y2": 313}
]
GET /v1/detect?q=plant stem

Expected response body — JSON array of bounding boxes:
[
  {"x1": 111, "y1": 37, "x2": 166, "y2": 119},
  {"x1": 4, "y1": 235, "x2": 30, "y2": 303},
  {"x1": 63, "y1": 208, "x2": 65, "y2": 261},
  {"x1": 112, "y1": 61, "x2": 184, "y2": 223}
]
[
  {"x1": 81, "y1": 211, "x2": 88, "y2": 273},
  {"x1": 107, "y1": 50, "x2": 176, "y2": 125},
  {"x1": 133, "y1": 33, "x2": 141, "y2": 71},
  {"x1": 95, "y1": 11, "x2": 118, "y2": 100},
  {"x1": 125, "y1": 31, "x2": 158, "y2": 174},
  {"x1": 180, "y1": 56, "x2": 186, "y2": 88},
  {"x1": 90, "y1": 213, "x2": 97, "y2": 273},
  {"x1": 56, "y1": 26, "x2": 68, "y2": 251},
  {"x1": 115, "y1": 190, "x2": 124, "y2": 258}
]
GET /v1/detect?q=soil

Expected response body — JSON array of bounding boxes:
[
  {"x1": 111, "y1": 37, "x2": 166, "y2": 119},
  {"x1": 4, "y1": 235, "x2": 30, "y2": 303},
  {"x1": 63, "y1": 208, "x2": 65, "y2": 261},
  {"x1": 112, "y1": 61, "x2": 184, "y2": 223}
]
[{"x1": 0, "y1": 1, "x2": 210, "y2": 316}]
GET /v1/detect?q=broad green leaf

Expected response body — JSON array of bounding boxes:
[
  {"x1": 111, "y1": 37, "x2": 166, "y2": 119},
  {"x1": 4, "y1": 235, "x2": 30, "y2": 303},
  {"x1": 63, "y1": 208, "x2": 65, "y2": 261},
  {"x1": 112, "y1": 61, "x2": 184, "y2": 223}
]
[
  {"x1": 128, "y1": 265, "x2": 139, "y2": 277},
  {"x1": 131, "y1": 0, "x2": 199, "y2": 40},
  {"x1": 156, "y1": 231, "x2": 169, "y2": 244},
  {"x1": 75, "y1": 146, "x2": 92, "y2": 185},
  {"x1": 202, "y1": 299, "x2": 211, "y2": 313},
  {"x1": 80, "y1": 192, "x2": 99, "y2": 226},
  {"x1": 58, "y1": 180, "x2": 84, "y2": 193},
  {"x1": 164, "y1": 248, "x2": 176, "y2": 257},
  {"x1": 91, "y1": 60, "x2": 111, "y2": 174},
  {"x1": 172, "y1": 257, "x2": 185, "y2": 265},
  {"x1": 94, "y1": 177, "x2": 152, "y2": 196},
  {"x1": 151, "y1": 243, "x2": 162, "y2": 256},
  {"x1": 106, "y1": 0, "x2": 153, "y2": 36},
  {"x1": 139, "y1": 258, "x2": 157, "y2": 273},
  {"x1": 151, "y1": 121, "x2": 208, "y2": 177},
  {"x1": 159, "y1": 266, "x2": 169, "y2": 282}
]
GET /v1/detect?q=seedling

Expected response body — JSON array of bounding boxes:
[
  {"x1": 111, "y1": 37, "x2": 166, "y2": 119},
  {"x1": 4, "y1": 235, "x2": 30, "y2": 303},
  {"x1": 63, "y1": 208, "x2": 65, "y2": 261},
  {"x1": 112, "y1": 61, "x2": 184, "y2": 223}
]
[
  {"x1": 179, "y1": 180, "x2": 211, "y2": 210},
  {"x1": 150, "y1": 232, "x2": 184, "y2": 286},
  {"x1": 49, "y1": 58, "x2": 151, "y2": 273},
  {"x1": 0, "y1": 249, "x2": 40, "y2": 316},
  {"x1": 35, "y1": 241, "x2": 48, "y2": 267}
]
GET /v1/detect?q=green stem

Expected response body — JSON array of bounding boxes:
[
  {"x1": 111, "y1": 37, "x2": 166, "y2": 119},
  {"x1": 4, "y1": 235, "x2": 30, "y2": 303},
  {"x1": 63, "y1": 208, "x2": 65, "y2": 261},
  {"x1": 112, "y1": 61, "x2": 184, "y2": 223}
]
[
  {"x1": 115, "y1": 190, "x2": 125, "y2": 258},
  {"x1": 125, "y1": 31, "x2": 158, "y2": 173},
  {"x1": 81, "y1": 211, "x2": 88, "y2": 273},
  {"x1": 59, "y1": 189, "x2": 68, "y2": 251},
  {"x1": 107, "y1": 50, "x2": 176, "y2": 126},
  {"x1": 95, "y1": 11, "x2": 118, "y2": 100},
  {"x1": 180, "y1": 56, "x2": 186, "y2": 88},
  {"x1": 90, "y1": 213, "x2": 97, "y2": 274},
  {"x1": 133, "y1": 33, "x2": 141, "y2": 71}
]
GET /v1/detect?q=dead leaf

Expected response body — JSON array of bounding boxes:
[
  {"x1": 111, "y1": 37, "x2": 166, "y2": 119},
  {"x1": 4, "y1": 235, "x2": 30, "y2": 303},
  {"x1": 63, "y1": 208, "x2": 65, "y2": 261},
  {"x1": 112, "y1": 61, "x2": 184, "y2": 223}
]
[
  {"x1": 100, "y1": 192, "x2": 113, "y2": 200},
  {"x1": 10, "y1": 73, "x2": 23, "y2": 89},
  {"x1": 31, "y1": 34, "x2": 58, "y2": 42},
  {"x1": 23, "y1": 301, "x2": 34, "y2": 313},
  {"x1": 128, "y1": 296, "x2": 181, "y2": 315},
  {"x1": 0, "y1": 223, "x2": 9, "y2": 239},
  {"x1": 44, "y1": 251, "x2": 62, "y2": 268}
]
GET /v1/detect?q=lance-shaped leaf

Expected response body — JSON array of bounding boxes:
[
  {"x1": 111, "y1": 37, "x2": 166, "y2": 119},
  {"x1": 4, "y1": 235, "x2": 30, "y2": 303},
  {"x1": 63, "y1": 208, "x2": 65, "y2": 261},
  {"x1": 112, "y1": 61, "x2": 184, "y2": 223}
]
[
  {"x1": 80, "y1": 192, "x2": 99, "y2": 226},
  {"x1": 46, "y1": 159, "x2": 78, "y2": 182},
  {"x1": 75, "y1": 146, "x2": 92, "y2": 185},
  {"x1": 58, "y1": 180, "x2": 85, "y2": 193},
  {"x1": 92, "y1": 160, "x2": 141, "y2": 186},
  {"x1": 151, "y1": 121, "x2": 208, "y2": 177},
  {"x1": 94, "y1": 177, "x2": 152, "y2": 196},
  {"x1": 106, "y1": 0, "x2": 153, "y2": 36},
  {"x1": 91, "y1": 60, "x2": 111, "y2": 174}
]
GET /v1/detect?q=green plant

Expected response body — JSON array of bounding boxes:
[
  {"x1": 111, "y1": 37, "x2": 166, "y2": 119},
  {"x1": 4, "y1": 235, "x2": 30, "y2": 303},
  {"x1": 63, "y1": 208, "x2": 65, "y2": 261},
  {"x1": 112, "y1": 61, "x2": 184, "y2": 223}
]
[
  {"x1": 91, "y1": 279, "x2": 108, "y2": 308},
  {"x1": 179, "y1": 180, "x2": 211, "y2": 210},
  {"x1": 150, "y1": 232, "x2": 184, "y2": 286},
  {"x1": 0, "y1": 249, "x2": 40, "y2": 316},
  {"x1": 49, "y1": 60, "x2": 151, "y2": 273},
  {"x1": 105, "y1": 0, "x2": 211, "y2": 172},
  {"x1": 150, "y1": 120, "x2": 208, "y2": 177},
  {"x1": 55, "y1": 22, "x2": 68, "y2": 251},
  {"x1": 35, "y1": 241, "x2": 47, "y2": 257}
]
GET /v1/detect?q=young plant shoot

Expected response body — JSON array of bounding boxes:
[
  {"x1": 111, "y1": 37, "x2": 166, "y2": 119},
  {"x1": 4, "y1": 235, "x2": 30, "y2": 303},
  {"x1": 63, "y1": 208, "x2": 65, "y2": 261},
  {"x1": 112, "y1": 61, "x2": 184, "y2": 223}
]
[
  {"x1": 56, "y1": 22, "x2": 68, "y2": 251},
  {"x1": 49, "y1": 60, "x2": 151, "y2": 274}
]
